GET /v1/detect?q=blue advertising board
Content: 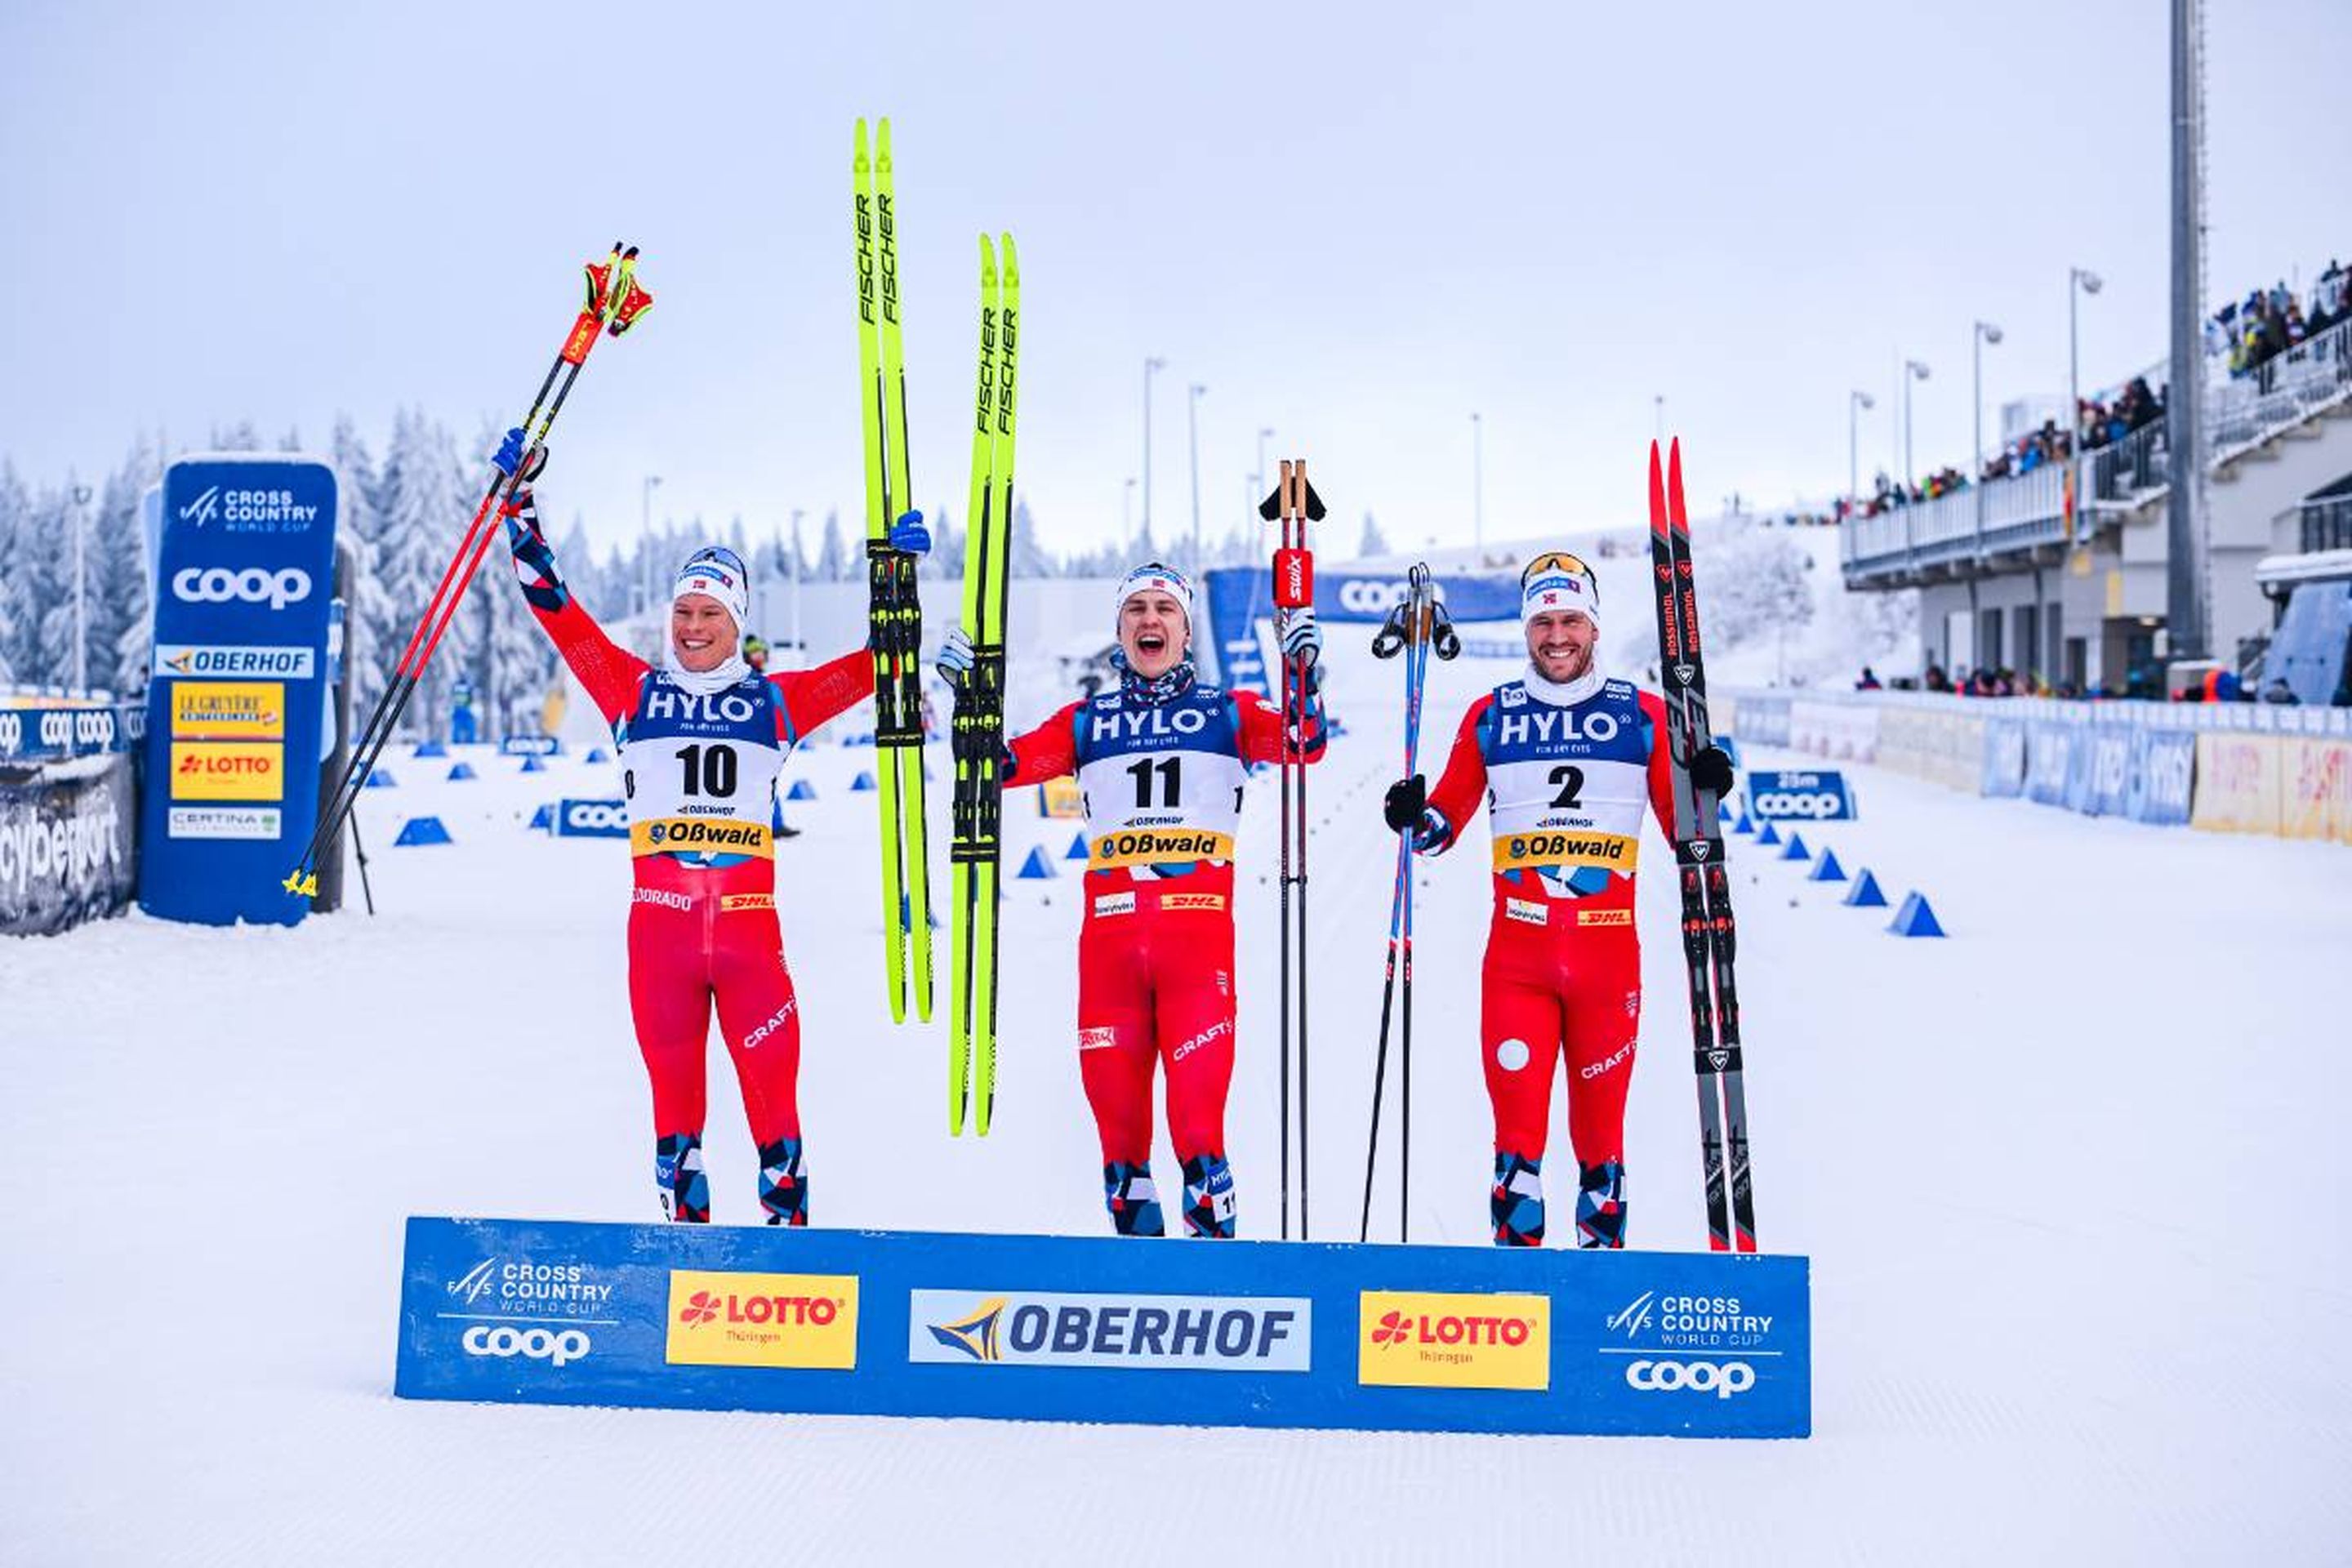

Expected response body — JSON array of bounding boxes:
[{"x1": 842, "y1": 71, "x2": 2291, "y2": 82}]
[
  {"x1": 1745, "y1": 769, "x2": 1856, "y2": 822},
  {"x1": 2125, "y1": 728, "x2": 2196, "y2": 825},
  {"x1": 397, "y1": 1218, "x2": 1811, "y2": 1440},
  {"x1": 555, "y1": 798, "x2": 630, "y2": 838},
  {"x1": 1200, "y1": 566, "x2": 1525, "y2": 689},
  {"x1": 500, "y1": 735, "x2": 562, "y2": 757},
  {"x1": 138, "y1": 457, "x2": 338, "y2": 926}
]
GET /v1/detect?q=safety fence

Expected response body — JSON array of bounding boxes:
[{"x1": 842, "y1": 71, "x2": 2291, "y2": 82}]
[
  {"x1": 0, "y1": 698, "x2": 145, "y2": 935},
  {"x1": 1720, "y1": 689, "x2": 2352, "y2": 844}
]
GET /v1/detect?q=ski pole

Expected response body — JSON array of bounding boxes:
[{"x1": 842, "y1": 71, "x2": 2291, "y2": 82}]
[
  {"x1": 287, "y1": 244, "x2": 651, "y2": 898},
  {"x1": 1359, "y1": 585, "x2": 1417, "y2": 1243},
  {"x1": 1260, "y1": 460, "x2": 1322, "y2": 1239}
]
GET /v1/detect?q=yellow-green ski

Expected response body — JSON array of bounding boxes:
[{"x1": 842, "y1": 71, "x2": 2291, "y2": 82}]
[
  {"x1": 951, "y1": 231, "x2": 1020, "y2": 1135},
  {"x1": 853, "y1": 116, "x2": 933, "y2": 1024}
]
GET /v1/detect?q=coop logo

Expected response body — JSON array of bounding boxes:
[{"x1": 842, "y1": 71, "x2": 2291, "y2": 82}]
[
  {"x1": 1747, "y1": 771, "x2": 1854, "y2": 822},
  {"x1": 171, "y1": 565, "x2": 313, "y2": 611},
  {"x1": 1624, "y1": 1359, "x2": 1755, "y2": 1400},
  {"x1": 664, "y1": 1270, "x2": 858, "y2": 1369},
  {"x1": 1336, "y1": 577, "x2": 1445, "y2": 615},
  {"x1": 564, "y1": 800, "x2": 628, "y2": 833},
  {"x1": 1356, "y1": 1291, "x2": 1549, "y2": 1390},
  {"x1": 461, "y1": 1325, "x2": 590, "y2": 1367},
  {"x1": 908, "y1": 1290, "x2": 1311, "y2": 1372}
]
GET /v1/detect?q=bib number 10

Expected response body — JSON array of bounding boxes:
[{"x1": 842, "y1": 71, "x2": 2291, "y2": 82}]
[{"x1": 676, "y1": 742, "x2": 738, "y2": 799}]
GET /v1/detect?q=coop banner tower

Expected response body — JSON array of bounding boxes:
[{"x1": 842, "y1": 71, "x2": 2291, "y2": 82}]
[{"x1": 139, "y1": 455, "x2": 340, "y2": 926}]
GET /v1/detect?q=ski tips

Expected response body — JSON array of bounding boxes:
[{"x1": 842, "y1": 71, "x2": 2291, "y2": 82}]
[
  {"x1": 1647, "y1": 437, "x2": 1690, "y2": 531},
  {"x1": 999, "y1": 231, "x2": 1018, "y2": 282}
]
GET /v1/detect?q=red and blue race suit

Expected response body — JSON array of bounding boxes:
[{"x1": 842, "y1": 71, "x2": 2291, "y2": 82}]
[
  {"x1": 1002, "y1": 671, "x2": 1324, "y2": 1238},
  {"x1": 1422, "y1": 669, "x2": 1675, "y2": 1247},
  {"x1": 518, "y1": 539, "x2": 870, "y2": 1226}
]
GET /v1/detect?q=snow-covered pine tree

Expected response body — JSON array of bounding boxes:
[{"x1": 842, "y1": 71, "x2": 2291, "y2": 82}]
[
  {"x1": 1357, "y1": 510, "x2": 1389, "y2": 559},
  {"x1": 373, "y1": 409, "x2": 469, "y2": 737},
  {"x1": 88, "y1": 438, "x2": 163, "y2": 697},
  {"x1": 330, "y1": 414, "x2": 396, "y2": 720},
  {"x1": 817, "y1": 509, "x2": 849, "y2": 581},
  {"x1": 29, "y1": 483, "x2": 79, "y2": 689},
  {"x1": 0, "y1": 463, "x2": 29, "y2": 686},
  {"x1": 1010, "y1": 497, "x2": 1054, "y2": 579}
]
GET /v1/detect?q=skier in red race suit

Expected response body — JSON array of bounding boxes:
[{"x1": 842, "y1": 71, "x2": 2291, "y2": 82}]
[
  {"x1": 941, "y1": 564, "x2": 1325, "y2": 1238},
  {"x1": 492, "y1": 429, "x2": 929, "y2": 1225},
  {"x1": 1383, "y1": 553, "x2": 1731, "y2": 1248}
]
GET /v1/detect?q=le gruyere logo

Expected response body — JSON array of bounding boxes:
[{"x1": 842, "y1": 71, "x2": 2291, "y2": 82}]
[
  {"x1": 172, "y1": 680, "x2": 286, "y2": 740},
  {"x1": 1357, "y1": 1290, "x2": 1549, "y2": 1391},
  {"x1": 664, "y1": 1270, "x2": 858, "y2": 1370}
]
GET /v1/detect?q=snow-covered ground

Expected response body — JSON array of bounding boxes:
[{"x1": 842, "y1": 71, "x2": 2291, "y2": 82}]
[{"x1": 3, "y1": 630, "x2": 2346, "y2": 1564}]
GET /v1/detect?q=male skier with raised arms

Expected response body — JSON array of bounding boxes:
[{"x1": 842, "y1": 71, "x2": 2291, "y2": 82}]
[
  {"x1": 942, "y1": 564, "x2": 1324, "y2": 1238},
  {"x1": 1382, "y1": 554, "x2": 1731, "y2": 1248},
  {"x1": 492, "y1": 429, "x2": 929, "y2": 1225}
]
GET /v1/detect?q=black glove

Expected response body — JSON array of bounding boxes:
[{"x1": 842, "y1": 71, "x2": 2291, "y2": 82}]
[
  {"x1": 1383, "y1": 775, "x2": 1428, "y2": 833},
  {"x1": 1689, "y1": 745, "x2": 1735, "y2": 797}
]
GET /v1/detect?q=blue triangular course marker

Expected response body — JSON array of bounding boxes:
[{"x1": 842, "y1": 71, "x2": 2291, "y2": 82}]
[
  {"x1": 586, "y1": 746, "x2": 610, "y2": 764},
  {"x1": 1843, "y1": 869, "x2": 1889, "y2": 907},
  {"x1": 1780, "y1": 831, "x2": 1809, "y2": 861},
  {"x1": 1017, "y1": 846, "x2": 1057, "y2": 879},
  {"x1": 364, "y1": 768, "x2": 396, "y2": 789},
  {"x1": 447, "y1": 762, "x2": 477, "y2": 782},
  {"x1": 1718, "y1": 799, "x2": 1735, "y2": 823},
  {"x1": 1888, "y1": 891, "x2": 1945, "y2": 938},
  {"x1": 413, "y1": 740, "x2": 448, "y2": 759},
  {"x1": 1733, "y1": 812, "x2": 1754, "y2": 835},
  {"x1": 394, "y1": 816, "x2": 452, "y2": 846},
  {"x1": 851, "y1": 771, "x2": 877, "y2": 791},
  {"x1": 1756, "y1": 821, "x2": 1782, "y2": 846},
  {"x1": 519, "y1": 755, "x2": 546, "y2": 773},
  {"x1": 786, "y1": 779, "x2": 817, "y2": 801},
  {"x1": 528, "y1": 803, "x2": 554, "y2": 831},
  {"x1": 1809, "y1": 848, "x2": 1847, "y2": 882},
  {"x1": 1066, "y1": 831, "x2": 1090, "y2": 860}
]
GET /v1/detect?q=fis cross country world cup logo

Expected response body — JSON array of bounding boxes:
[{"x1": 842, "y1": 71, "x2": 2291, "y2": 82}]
[{"x1": 1356, "y1": 1291, "x2": 1551, "y2": 1391}]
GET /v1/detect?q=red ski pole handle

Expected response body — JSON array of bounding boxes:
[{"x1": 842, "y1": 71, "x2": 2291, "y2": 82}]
[{"x1": 1273, "y1": 546, "x2": 1313, "y2": 609}]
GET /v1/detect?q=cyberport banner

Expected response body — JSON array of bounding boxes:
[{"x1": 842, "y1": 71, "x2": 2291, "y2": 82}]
[
  {"x1": 397, "y1": 1217, "x2": 1810, "y2": 1439},
  {"x1": 140, "y1": 457, "x2": 337, "y2": 926}
]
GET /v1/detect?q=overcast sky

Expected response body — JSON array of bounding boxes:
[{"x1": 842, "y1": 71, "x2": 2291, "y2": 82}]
[{"x1": 6, "y1": 0, "x2": 2347, "y2": 560}]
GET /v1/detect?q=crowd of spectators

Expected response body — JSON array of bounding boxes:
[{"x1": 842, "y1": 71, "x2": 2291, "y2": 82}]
[
  {"x1": 1830, "y1": 256, "x2": 2345, "y2": 523},
  {"x1": 2212, "y1": 260, "x2": 2349, "y2": 381}
]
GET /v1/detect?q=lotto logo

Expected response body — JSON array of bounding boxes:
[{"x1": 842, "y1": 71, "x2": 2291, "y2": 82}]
[
  {"x1": 171, "y1": 565, "x2": 313, "y2": 610},
  {"x1": 461, "y1": 1325, "x2": 590, "y2": 1367},
  {"x1": 1624, "y1": 1358, "x2": 1755, "y2": 1399}
]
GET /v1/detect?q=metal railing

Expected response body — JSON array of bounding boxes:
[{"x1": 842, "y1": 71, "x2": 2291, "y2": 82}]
[
  {"x1": 1846, "y1": 316, "x2": 2352, "y2": 581},
  {"x1": 2212, "y1": 316, "x2": 2352, "y2": 457}
]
